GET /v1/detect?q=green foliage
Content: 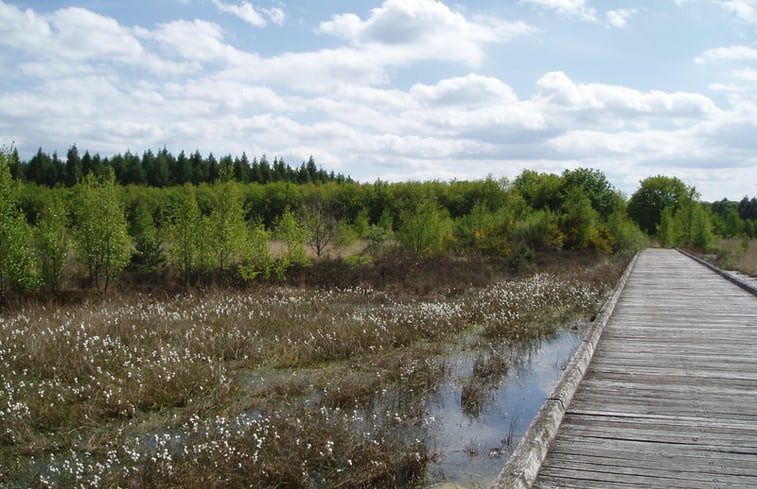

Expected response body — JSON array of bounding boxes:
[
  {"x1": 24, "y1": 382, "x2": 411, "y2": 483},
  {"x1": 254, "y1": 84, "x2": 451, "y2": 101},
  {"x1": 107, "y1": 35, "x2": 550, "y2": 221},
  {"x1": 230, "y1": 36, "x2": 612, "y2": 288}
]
[
  {"x1": 561, "y1": 168, "x2": 621, "y2": 219},
  {"x1": 72, "y1": 170, "x2": 132, "y2": 292},
  {"x1": 364, "y1": 224, "x2": 390, "y2": 256},
  {"x1": 0, "y1": 148, "x2": 40, "y2": 294},
  {"x1": 168, "y1": 184, "x2": 209, "y2": 283},
  {"x1": 689, "y1": 204, "x2": 714, "y2": 250},
  {"x1": 36, "y1": 195, "x2": 69, "y2": 291},
  {"x1": 21, "y1": 145, "x2": 351, "y2": 187},
  {"x1": 724, "y1": 208, "x2": 745, "y2": 237},
  {"x1": 456, "y1": 201, "x2": 510, "y2": 254},
  {"x1": 709, "y1": 198, "x2": 743, "y2": 238},
  {"x1": 627, "y1": 175, "x2": 689, "y2": 236},
  {"x1": 273, "y1": 207, "x2": 311, "y2": 280},
  {"x1": 656, "y1": 207, "x2": 675, "y2": 247},
  {"x1": 333, "y1": 219, "x2": 359, "y2": 247},
  {"x1": 514, "y1": 170, "x2": 562, "y2": 211},
  {"x1": 673, "y1": 197, "x2": 714, "y2": 250},
  {"x1": 511, "y1": 209, "x2": 563, "y2": 253},
  {"x1": 559, "y1": 187, "x2": 601, "y2": 250},
  {"x1": 397, "y1": 198, "x2": 452, "y2": 258},
  {"x1": 301, "y1": 196, "x2": 337, "y2": 257},
  {"x1": 607, "y1": 211, "x2": 647, "y2": 254},
  {"x1": 129, "y1": 200, "x2": 166, "y2": 274},
  {"x1": 3, "y1": 145, "x2": 740, "y2": 297},
  {"x1": 208, "y1": 181, "x2": 248, "y2": 271},
  {"x1": 239, "y1": 221, "x2": 274, "y2": 281}
]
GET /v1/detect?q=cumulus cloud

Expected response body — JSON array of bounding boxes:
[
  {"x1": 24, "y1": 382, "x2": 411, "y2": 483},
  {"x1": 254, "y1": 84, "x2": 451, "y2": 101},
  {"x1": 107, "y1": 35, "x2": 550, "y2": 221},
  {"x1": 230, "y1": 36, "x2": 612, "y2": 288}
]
[
  {"x1": 708, "y1": 67, "x2": 757, "y2": 93},
  {"x1": 695, "y1": 44, "x2": 757, "y2": 63},
  {"x1": 211, "y1": 0, "x2": 283, "y2": 27},
  {"x1": 606, "y1": 8, "x2": 636, "y2": 28},
  {"x1": 262, "y1": 7, "x2": 285, "y2": 25},
  {"x1": 410, "y1": 74, "x2": 518, "y2": 107},
  {"x1": 139, "y1": 18, "x2": 256, "y2": 67},
  {"x1": 212, "y1": 0, "x2": 267, "y2": 27},
  {"x1": 519, "y1": 0, "x2": 597, "y2": 22},
  {"x1": 536, "y1": 71, "x2": 719, "y2": 120},
  {"x1": 0, "y1": 3, "x2": 196, "y2": 75},
  {"x1": 717, "y1": 0, "x2": 757, "y2": 24},
  {"x1": 0, "y1": 3, "x2": 142, "y2": 61},
  {"x1": 318, "y1": 0, "x2": 534, "y2": 66}
]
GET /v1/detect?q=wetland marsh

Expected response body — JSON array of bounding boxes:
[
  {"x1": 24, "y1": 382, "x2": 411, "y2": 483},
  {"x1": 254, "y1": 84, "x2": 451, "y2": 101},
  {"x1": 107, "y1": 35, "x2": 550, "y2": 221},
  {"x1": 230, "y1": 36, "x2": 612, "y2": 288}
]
[{"x1": 0, "y1": 256, "x2": 624, "y2": 488}]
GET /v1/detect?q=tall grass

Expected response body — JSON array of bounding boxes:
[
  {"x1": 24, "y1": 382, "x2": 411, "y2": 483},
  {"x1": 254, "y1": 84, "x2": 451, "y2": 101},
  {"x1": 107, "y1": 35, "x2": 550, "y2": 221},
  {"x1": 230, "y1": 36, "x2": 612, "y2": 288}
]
[
  {"x1": 1, "y1": 255, "x2": 625, "y2": 488},
  {"x1": 716, "y1": 238, "x2": 757, "y2": 276}
]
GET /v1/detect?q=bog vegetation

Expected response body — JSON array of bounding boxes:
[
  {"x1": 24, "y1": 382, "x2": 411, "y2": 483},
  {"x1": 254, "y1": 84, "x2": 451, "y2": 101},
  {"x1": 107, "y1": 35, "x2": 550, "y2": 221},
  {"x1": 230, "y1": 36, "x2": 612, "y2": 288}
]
[
  {"x1": 1, "y1": 143, "x2": 755, "y2": 487},
  {"x1": 2, "y1": 144, "x2": 755, "y2": 299}
]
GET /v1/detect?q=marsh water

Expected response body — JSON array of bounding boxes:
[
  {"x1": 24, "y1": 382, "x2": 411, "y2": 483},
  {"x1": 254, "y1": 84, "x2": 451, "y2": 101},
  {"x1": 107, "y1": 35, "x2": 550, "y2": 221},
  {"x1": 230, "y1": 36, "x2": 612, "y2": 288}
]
[{"x1": 425, "y1": 328, "x2": 583, "y2": 488}]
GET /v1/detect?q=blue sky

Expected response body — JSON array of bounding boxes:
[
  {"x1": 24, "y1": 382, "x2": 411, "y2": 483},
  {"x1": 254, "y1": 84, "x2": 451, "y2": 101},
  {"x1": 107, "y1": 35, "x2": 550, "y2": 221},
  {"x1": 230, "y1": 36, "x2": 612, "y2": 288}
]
[{"x1": 1, "y1": 0, "x2": 756, "y2": 200}]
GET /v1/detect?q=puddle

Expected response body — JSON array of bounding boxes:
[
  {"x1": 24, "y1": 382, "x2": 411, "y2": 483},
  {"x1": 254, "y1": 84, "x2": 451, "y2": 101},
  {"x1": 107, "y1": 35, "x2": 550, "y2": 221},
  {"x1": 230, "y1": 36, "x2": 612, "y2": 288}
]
[{"x1": 426, "y1": 329, "x2": 583, "y2": 487}]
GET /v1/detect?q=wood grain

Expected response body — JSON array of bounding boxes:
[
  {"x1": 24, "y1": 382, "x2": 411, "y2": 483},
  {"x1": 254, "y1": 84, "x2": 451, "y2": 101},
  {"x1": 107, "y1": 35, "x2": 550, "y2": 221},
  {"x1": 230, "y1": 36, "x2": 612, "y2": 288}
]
[{"x1": 531, "y1": 249, "x2": 757, "y2": 488}]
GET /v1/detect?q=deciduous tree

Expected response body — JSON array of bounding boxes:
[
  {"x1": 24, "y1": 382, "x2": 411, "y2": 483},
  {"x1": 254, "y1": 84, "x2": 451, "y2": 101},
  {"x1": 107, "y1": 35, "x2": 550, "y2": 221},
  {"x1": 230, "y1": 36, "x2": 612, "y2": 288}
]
[
  {"x1": 72, "y1": 170, "x2": 132, "y2": 292},
  {"x1": 168, "y1": 184, "x2": 208, "y2": 284},
  {"x1": 398, "y1": 198, "x2": 452, "y2": 258},
  {"x1": 627, "y1": 175, "x2": 689, "y2": 236},
  {"x1": 0, "y1": 147, "x2": 39, "y2": 295},
  {"x1": 208, "y1": 180, "x2": 248, "y2": 271},
  {"x1": 36, "y1": 194, "x2": 69, "y2": 291}
]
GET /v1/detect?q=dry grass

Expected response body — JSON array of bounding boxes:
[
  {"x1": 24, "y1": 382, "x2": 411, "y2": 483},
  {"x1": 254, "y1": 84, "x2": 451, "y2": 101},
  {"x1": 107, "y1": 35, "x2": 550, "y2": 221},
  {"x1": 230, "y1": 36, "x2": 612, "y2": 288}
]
[
  {"x1": 0, "y1": 254, "x2": 626, "y2": 488},
  {"x1": 716, "y1": 238, "x2": 757, "y2": 276}
]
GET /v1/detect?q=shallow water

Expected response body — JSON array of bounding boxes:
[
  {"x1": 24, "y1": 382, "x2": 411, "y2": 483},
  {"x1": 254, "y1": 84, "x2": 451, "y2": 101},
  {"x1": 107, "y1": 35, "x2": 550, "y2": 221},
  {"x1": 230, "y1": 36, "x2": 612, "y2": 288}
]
[{"x1": 426, "y1": 329, "x2": 583, "y2": 488}]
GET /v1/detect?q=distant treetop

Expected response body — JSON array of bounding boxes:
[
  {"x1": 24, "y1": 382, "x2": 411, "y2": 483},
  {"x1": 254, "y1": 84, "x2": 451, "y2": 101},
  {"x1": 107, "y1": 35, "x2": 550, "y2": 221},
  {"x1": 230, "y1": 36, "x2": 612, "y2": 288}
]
[{"x1": 16, "y1": 145, "x2": 352, "y2": 187}]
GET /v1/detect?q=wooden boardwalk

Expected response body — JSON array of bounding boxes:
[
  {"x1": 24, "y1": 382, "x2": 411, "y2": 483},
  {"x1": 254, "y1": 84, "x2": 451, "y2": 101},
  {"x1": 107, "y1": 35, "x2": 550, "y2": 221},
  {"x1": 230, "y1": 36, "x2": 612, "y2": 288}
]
[{"x1": 531, "y1": 248, "x2": 757, "y2": 488}]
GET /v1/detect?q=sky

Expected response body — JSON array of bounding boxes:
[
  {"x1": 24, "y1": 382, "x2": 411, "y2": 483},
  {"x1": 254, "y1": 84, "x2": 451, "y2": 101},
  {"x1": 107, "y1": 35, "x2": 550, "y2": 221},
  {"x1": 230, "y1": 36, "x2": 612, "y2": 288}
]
[{"x1": 0, "y1": 0, "x2": 755, "y2": 201}]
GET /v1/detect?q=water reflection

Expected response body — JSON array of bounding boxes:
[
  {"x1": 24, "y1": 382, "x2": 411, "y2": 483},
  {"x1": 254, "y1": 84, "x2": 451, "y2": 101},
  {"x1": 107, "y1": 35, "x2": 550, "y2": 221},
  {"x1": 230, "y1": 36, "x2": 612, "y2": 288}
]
[{"x1": 426, "y1": 329, "x2": 583, "y2": 488}]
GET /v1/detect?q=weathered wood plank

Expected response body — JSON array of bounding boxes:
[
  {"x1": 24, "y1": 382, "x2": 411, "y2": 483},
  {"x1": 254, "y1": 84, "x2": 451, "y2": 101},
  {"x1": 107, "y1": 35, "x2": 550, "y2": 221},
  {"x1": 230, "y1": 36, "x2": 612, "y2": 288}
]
[{"x1": 521, "y1": 248, "x2": 757, "y2": 489}]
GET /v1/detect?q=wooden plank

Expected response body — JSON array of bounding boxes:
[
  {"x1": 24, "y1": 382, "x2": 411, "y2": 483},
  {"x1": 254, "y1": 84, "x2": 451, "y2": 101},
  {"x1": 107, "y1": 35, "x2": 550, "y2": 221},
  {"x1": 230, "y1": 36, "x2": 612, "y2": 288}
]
[{"x1": 522, "y1": 248, "x2": 757, "y2": 489}]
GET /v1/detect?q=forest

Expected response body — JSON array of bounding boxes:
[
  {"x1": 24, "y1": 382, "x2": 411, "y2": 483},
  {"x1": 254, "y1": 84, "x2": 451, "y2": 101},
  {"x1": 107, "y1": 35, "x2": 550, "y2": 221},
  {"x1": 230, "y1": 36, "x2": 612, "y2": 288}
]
[{"x1": 1, "y1": 144, "x2": 756, "y2": 300}]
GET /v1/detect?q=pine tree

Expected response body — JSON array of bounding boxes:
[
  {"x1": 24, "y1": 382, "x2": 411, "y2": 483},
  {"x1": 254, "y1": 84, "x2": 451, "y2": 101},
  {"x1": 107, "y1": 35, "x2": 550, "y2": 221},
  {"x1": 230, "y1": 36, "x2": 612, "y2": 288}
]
[{"x1": 65, "y1": 144, "x2": 82, "y2": 186}]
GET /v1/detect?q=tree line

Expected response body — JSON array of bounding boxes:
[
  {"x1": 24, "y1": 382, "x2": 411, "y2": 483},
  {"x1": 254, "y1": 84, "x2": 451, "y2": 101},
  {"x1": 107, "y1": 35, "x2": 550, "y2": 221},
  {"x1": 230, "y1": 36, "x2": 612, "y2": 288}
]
[
  {"x1": 1, "y1": 145, "x2": 755, "y2": 300},
  {"x1": 5, "y1": 145, "x2": 351, "y2": 187}
]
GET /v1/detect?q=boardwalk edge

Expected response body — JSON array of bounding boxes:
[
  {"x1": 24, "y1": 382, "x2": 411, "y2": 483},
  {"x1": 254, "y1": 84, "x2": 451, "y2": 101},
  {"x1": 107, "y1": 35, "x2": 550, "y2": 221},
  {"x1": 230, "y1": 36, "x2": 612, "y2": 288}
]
[
  {"x1": 675, "y1": 248, "x2": 757, "y2": 296},
  {"x1": 491, "y1": 252, "x2": 640, "y2": 489}
]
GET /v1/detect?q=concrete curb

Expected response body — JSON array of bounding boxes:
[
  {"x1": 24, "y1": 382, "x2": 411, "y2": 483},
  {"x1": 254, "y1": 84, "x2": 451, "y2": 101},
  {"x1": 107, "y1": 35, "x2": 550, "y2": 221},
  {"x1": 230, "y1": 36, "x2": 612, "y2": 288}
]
[
  {"x1": 491, "y1": 252, "x2": 640, "y2": 489},
  {"x1": 676, "y1": 248, "x2": 757, "y2": 297}
]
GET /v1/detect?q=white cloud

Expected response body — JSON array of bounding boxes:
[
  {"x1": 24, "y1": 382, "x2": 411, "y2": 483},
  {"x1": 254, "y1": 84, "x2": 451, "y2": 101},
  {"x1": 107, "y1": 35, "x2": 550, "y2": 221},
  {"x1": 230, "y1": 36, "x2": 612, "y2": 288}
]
[
  {"x1": 0, "y1": 2, "x2": 55, "y2": 53},
  {"x1": 262, "y1": 7, "x2": 285, "y2": 25},
  {"x1": 519, "y1": 0, "x2": 597, "y2": 22},
  {"x1": 695, "y1": 44, "x2": 757, "y2": 63},
  {"x1": 606, "y1": 8, "x2": 636, "y2": 28},
  {"x1": 733, "y1": 67, "x2": 757, "y2": 82},
  {"x1": 317, "y1": 0, "x2": 534, "y2": 66},
  {"x1": 141, "y1": 19, "x2": 251, "y2": 65},
  {"x1": 0, "y1": 4, "x2": 142, "y2": 61},
  {"x1": 536, "y1": 71, "x2": 718, "y2": 120},
  {"x1": 717, "y1": 0, "x2": 757, "y2": 24},
  {"x1": 410, "y1": 74, "x2": 518, "y2": 107},
  {"x1": 212, "y1": 0, "x2": 278, "y2": 28},
  {"x1": 0, "y1": 3, "x2": 197, "y2": 75},
  {"x1": 708, "y1": 67, "x2": 757, "y2": 95}
]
